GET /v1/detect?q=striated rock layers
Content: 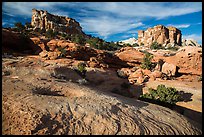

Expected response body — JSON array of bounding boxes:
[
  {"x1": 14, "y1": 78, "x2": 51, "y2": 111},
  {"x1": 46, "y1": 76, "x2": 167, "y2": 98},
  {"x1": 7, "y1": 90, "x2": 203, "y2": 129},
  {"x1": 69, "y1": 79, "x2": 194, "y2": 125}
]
[
  {"x1": 137, "y1": 25, "x2": 182, "y2": 47},
  {"x1": 2, "y1": 59, "x2": 202, "y2": 135},
  {"x1": 31, "y1": 9, "x2": 85, "y2": 36}
]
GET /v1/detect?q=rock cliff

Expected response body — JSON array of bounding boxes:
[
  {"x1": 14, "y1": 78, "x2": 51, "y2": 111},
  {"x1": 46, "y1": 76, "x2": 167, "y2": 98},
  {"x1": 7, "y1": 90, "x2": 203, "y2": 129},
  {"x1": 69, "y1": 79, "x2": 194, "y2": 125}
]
[
  {"x1": 137, "y1": 25, "x2": 182, "y2": 47},
  {"x1": 31, "y1": 9, "x2": 85, "y2": 36}
]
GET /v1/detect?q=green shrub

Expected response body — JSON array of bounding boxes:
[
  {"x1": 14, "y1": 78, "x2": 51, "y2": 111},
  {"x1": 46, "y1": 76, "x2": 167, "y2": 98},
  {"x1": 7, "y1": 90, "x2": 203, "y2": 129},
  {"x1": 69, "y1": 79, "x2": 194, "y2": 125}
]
[
  {"x1": 71, "y1": 34, "x2": 86, "y2": 45},
  {"x1": 75, "y1": 62, "x2": 87, "y2": 79},
  {"x1": 140, "y1": 52, "x2": 154, "y2": 70},
  {"x1": 57, "y1": 47, "x2": 67, "y2": 58},
  {"x1": 166, "y1": 46, "x2": 179, "y2": 51},
  {"x1": 14, "y1": 22, "x2": 25, "y2": 32},
  {"x1": 139, "y1": 84, "x2": 182, "y2": 105},
  {"x1": 45, "y1": 29, "x2": 57, "y2": 38},
  {"x1": 150, "y1": 42, "x2": 162, "y2": 50}
]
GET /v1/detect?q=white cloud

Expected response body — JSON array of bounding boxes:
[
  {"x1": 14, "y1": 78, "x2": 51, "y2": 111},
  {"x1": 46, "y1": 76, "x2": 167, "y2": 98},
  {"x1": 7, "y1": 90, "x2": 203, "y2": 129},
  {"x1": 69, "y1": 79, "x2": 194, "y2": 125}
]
[
  {"x1": 2, "y1": 2, "x2": 66, "y2": 17},
  {"x1": 80, "y1": 16, "x2": 143, "y2": 39},
  {"x1": 183, "y1": 34, "x2": 202, "y2": 45},
  {"x1": 81, "y1": 2, "x2": 202, "y2": 19},
  {"x1": 167, "y1": 24, "x2": 190, "y2": 28}
]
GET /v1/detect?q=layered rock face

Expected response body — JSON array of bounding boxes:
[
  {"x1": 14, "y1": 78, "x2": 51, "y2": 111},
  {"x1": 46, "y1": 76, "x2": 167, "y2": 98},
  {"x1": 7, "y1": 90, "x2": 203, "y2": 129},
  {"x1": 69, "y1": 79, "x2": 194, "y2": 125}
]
[
  {"x1": 31, "y1": 9, "x2": 85, "y2": 36},
  {"x1": 137, "y1": 25, "x2": 182, "y2": 47}
]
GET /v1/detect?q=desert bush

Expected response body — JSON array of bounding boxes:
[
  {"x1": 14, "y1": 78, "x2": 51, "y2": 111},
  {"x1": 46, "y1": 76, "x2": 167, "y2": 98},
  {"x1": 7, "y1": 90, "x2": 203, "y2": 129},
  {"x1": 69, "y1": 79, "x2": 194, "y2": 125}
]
[
  {"x1": 166, "y1": 46, "x2": 179, "y2": 51},
  {"x1": 140, "y1": 52, "x2": 154, "y2": 70},
  {"x1": 57, "y1": 47, "x2": 67, "y2": 58},
  {"x1": 75, "y1": 62, "x2": 87, "y2": 79},
  {"x1": 150, "y1": 42, "x2": 162, "y2": 50},
  {"x1": 71, "y1": 34, "x2": 86, "y2": 45},
  {"x1": 14, "y1": 22, "x2": 25, "y2": 32},
  {"x1": 45, "y1": 29, "x2": 58, "y2": 38},
  {"x1": 139, "y1": 84, "x2": 182, "y2": 105}
]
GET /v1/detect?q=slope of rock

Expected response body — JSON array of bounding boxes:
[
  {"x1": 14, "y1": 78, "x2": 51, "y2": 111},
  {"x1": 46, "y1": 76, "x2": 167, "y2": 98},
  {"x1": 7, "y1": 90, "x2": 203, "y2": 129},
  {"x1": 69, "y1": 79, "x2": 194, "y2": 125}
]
[{"x1": 2, "y1": 55, "x2": 202, "y2": 135}]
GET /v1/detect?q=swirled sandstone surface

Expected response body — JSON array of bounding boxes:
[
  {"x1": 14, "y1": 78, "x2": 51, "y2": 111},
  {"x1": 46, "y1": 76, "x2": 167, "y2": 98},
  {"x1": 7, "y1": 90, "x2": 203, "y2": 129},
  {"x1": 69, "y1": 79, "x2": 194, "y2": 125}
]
[{"x1": 2, "y1": 56, "x2": 202, "y2": 135}]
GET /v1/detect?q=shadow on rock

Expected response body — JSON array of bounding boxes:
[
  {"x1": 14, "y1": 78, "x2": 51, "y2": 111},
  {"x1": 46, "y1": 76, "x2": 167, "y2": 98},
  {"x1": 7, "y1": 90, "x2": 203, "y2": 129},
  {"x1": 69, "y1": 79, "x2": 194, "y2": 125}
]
[{"x1": 32, "y1": 87, "x2": 65, "y2": 97}]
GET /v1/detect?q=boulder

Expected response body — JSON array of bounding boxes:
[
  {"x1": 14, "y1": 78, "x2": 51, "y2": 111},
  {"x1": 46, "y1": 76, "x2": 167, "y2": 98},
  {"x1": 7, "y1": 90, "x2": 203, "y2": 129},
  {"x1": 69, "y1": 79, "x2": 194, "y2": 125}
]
[
  {"x1": 161, "y1": 62, "x2": 177, "y2": 77},
  {"x1": 149, "y1": 70, "x2": 163, "y2": 80},
  {"x1": 115, "y1": 47, "x2": 144, "y2": 66}
]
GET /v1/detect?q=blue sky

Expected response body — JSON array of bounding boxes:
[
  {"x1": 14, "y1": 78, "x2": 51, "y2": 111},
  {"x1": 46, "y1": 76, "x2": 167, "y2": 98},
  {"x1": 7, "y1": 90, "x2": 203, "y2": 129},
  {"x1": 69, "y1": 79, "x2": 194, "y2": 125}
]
[{"x1": 2, "y1": 2, "x2": 202, "y2": 45}]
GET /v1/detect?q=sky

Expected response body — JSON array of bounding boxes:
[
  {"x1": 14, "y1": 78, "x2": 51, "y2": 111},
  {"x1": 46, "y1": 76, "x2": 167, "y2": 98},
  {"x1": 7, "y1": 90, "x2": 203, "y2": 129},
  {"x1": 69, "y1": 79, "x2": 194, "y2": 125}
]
[{"x1": 2, "y1": 2, "x2": 202, "y2": 45}]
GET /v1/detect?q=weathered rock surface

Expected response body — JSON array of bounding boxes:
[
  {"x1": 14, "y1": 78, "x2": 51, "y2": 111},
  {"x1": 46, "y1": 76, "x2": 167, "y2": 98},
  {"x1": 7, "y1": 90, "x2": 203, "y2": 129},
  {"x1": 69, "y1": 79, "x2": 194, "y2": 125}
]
[
  {"x1": 115, "y1": 47, "x2": 144, "y2": 67},
  {"x1": 161, "y1": 62, "x2": 177, "y2": 77},
  {"x1": 160, "y1": 46, "x2": 202, "y2": 75},
  {"x1": 2, "y1": 56, "x2": 202, "y2": 135},
  {"x1": 31, "y1": 9, "x2": 85, "y2": 36},
  {"x1": 137, "y1": 25, "x2": 182, "y2": 47}
]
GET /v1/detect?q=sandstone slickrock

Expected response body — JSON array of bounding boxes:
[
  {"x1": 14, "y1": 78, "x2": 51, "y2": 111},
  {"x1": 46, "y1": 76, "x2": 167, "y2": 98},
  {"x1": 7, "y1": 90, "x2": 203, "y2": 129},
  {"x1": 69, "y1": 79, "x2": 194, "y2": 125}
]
[
  {"x1": 2, "y1": 57, "x2": 202, "y2": 135},
  {"x1": 175, "y1": 46, "x2": 202, "y2": 75},
  {"x1": 31, "y1": 9, "x2": 86, "y2": 36},
  {"x1": 137, "y1": 25, "x2": 182, "y2": 47}
]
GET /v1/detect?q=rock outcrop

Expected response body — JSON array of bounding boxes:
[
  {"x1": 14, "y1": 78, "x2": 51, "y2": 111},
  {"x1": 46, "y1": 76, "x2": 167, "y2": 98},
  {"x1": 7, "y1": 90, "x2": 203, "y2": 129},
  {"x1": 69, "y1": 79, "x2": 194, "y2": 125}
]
[
  {"x1": 31, "y1": 9, "x2": 85, "y2": 36},
  {"x1": 2, "y1": 29, "x2": 42, "y2": 55},
  {"x1": 182, "y1": 39, "x2": 201, "y2": 47},
  {"x1": 137, "y1": 25, "x2": 182, "y2": 47}
]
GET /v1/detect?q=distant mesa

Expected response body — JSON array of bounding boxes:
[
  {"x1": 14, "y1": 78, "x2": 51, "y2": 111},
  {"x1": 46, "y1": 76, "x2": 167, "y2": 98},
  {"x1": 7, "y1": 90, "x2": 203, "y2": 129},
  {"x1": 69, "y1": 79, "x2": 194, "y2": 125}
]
[
  {"x1": 137, "y1": 25, "x2": 182, "y2": 47},
  {"x1": 31, "y1": 8, "x2": 86, "y2": 36}
]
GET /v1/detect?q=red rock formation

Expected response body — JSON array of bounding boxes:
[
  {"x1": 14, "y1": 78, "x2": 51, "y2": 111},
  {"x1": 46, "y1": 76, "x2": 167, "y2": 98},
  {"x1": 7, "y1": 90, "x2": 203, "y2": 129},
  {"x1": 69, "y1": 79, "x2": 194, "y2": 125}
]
[
  {"x1": 137, "y1": 25, "x2": 182, "y2": 47},
  {"x1": 31, "y1": 9, "x2": 86, "y2": 36}
]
